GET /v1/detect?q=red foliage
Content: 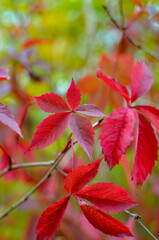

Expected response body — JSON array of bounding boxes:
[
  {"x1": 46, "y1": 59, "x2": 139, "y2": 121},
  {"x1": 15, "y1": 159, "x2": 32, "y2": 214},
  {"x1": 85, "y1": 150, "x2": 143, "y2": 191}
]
[
  {"x1": 0, "y1": 103, "x2": 23, "y2": 137},
  {"x1": 134, "y1": 105, "x2": 159, "y2": 133},
  {"x1": 79, "y1": 202, "x2": 133, "y2": 237},
  {"x1": 34, "y1": 92, "x2": 70, "y2": 113},
  {"x1": 99, "y1": 107, "x2": 135, "y2": 169},
  {"x1": 22, "y1": 39, "x2": 52, "y2": 48},
  {"x1": 130, "y1": 61, "x2": 153, "y2": 103},
  {"x1": 36, "y1": 196, "x2": 70, "y2": 240},
  {"x1": 69, "y1": 113, "x2": 95, "y2": 161},
  {"x1": 97, "y1": 70, "x2": 130, "y2": 104},
  {"x1": 131, "y1": 112, "x2": 158, "y2": 186},
  {"x1": 36, "y1": 160, "x2": 137, "y2": 239},
  {"x1": 27, "y1": 79, "x2": 105, "y2": 160},
  {"x1": 76, "y1": 182, "x2": 137, "y2": 213},
  {"x1": 64, "y1": 158, "x2": 102, "y2": 193},
  {"x1": 0, "y1": 44, "x2": 158, "y2": 240},
  {"x1": 27, "y1": 112, "x2": 71, "y2": 151},
  {"x1": 98, "y1": 61, "x2": 158, "y2": 185},
  {"x1": 66, "y1": 78, "x2": 81, "y2": 110}
]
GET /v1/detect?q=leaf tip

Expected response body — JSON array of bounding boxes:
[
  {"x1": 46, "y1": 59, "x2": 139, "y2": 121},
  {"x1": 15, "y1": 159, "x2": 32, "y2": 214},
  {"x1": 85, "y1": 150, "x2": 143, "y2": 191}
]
[
  {"x1": 71, "y1": 77, "x2": 75, "y2": 83},
  {"x1": 66, "y1": 78, "x2": 81, "y2": 110}
]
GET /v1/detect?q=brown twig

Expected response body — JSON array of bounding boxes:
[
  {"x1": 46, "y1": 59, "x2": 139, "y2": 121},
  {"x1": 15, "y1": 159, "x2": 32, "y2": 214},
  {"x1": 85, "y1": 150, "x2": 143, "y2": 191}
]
[
  {"x1": 0, "y1": 161, "x2": 55, "y2": 177},
  {"x1": 0, "y1": 144, "x2": 69, "y2": 220},
  {"x1": 103, "y1": 5, "x2": 124, "y2": 30},
  {"x1": 0, "y1": 118, "x2": 104, "y2": 219},
  {"x1": 119, "y1": 0, "x2": 125, "y2": 27},
  {"x1": 56, "y1": 166, "x2": 68, "y2": 177},
  {"x1": 0, "y1": 118, "x2": 104, "y2": 178},
  {"x1": 103, "y1": 5, "x2": 159, "y2": 61}
]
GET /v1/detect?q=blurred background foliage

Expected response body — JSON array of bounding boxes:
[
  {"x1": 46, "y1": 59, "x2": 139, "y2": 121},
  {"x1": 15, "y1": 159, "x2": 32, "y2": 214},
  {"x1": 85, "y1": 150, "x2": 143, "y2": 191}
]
[{"x1": 0, "y1": 0, "x2": 159, "y2": 239}]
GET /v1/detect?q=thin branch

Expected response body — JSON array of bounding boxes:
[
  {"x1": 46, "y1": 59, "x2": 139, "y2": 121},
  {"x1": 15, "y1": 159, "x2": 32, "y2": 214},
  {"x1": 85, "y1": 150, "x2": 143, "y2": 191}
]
[
  {"x1": 0, "y1": 118, "x2": 104, "y2": 219},
  {"x1": 0, "y1": 161, "x2": 69, "y2": 178},
  {"x1": 0, "y1": 161, "x2": 54, "y2": 177},
  {"x1": 119, "y1": 0, "x2": 125, "y2": 26},
  {"x1": 103, "y1": 5, "x2": 123, "y2": 30},
  {"x1": 124, "y1": 33, "x2": 159, "y2": 61},
  {"x1": 0, "y1": 118, "x2": 104, "y2": 178},
  {"x1": 0, "y1": 148, "x2": 67, "y2": 220},
  {"x1": 125, "y1": 210, "x2": 158, "y2": 240},
  {"x1": 56, "y1": 167, "x2": 68, "y2": 177},
  {"x1": 136, "y1": 219, "x2": 159, "y2": 240},
  {"x1": 124, "y1": 210, "x2": 141, "y2": 220},
  {"x1": 93, "y1": 118, "x2": 104, "y2": 127},
  {"x1": 103, "y1": 5, "x2": 159, "y2": 61}
]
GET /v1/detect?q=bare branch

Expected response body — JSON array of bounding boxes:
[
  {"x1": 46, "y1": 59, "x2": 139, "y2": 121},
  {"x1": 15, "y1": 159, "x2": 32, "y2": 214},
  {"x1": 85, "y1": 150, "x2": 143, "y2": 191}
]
[
  {"x1": 125, "y1": 210, "x2": 158, "y2": 240},
  {"x1": 0, "y1": 118, "x2": 104, "y2": 219},
  {"x1": 0, "y1": 148, "x2": 67, "y2": 220},
  {"x1": 119, "y1": 0, "x2": 125, "y2": 26},
  {"x1": 124, "y1": 33, "x2": 159, "y2": 61},
  {"x1": 0, "y1": 118, "x2": 104, "y2": 178},
  {"x1": 136, "y1": 219, "x2": 159, "y2": 240},
  {"x1": 0, "y1": 161, "x2": 54, "y2": 177},
  {"x1": 103, "y1": 5, "x2": 123, "y2": 30},
  {"x1": 103, "y1": 5, "x2": 159, "y2": 61},
  {"x1": 56, "y1": 167, "x2": 68, "y2": 177}
]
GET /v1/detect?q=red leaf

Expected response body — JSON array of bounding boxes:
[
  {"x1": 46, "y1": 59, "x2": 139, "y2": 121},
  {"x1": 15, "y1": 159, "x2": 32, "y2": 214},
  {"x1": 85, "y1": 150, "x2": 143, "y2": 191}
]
[
  {"x1": 131, "y1": 61, "x2": 153, "y2": 103},
  {"x1": 131, "y1": 112, "x2": 158, "y2": 186},
  {"x1": 76, "y1": 182, "x2": 137, "y2": 213},
  {"x1": 34, "y1": 93, "x2": 70, "y2": 113},
  {"x1": 27, "y1": 112, "x2": 71, "y2": 151},
  {"x1": 64, "y1": 158, "x2": 102, "y2": 193},
  {"x1": 22, "y1": 39, "x2": 52, "y2": 48},
  {"x1": 78, "y1": 75, "x2": 101, "y2": 94},
  {"x1": 0, "y1": 68, "x2": 10, "y2": 81},
  {"x1": 99, "y1": 107, "x2": 135, "y2": 170},
  {"x1": 134, "y1": 105, "x2": 159, "y2": 133},
  {"x1": 107, "y1": 218, "x2": 136, "y2": 240},
  {"x1": 79, "y1": 201, "x2": 133, "y2": 237},
  {"x1": 75, "y1": 104, "x2": 106, "y2": 117},
  {"x1": 98, "y1": 53, "x2": 134, "y2": 85},
  {"x1": 0, "y1": 103, "x2": 23, "y2": 137},
  {"x1": 69, "y1": 113, "x2": 95, "y2": 160},
  {"x1": 97, "y1": 70, "x2": 130, "y2": 103},
  {"x1": 66, "y1": 78, "x2": 81, "y2": 110},
  {"x1": 36, "y1": 196, "x2": 70, "y2": 240}
]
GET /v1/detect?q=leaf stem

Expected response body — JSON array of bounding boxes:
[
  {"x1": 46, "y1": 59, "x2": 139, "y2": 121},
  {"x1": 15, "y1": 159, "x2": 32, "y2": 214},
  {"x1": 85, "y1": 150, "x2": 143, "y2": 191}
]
[{"x1": 71, "y1": 140, "x2": 74, "y2": 170}]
